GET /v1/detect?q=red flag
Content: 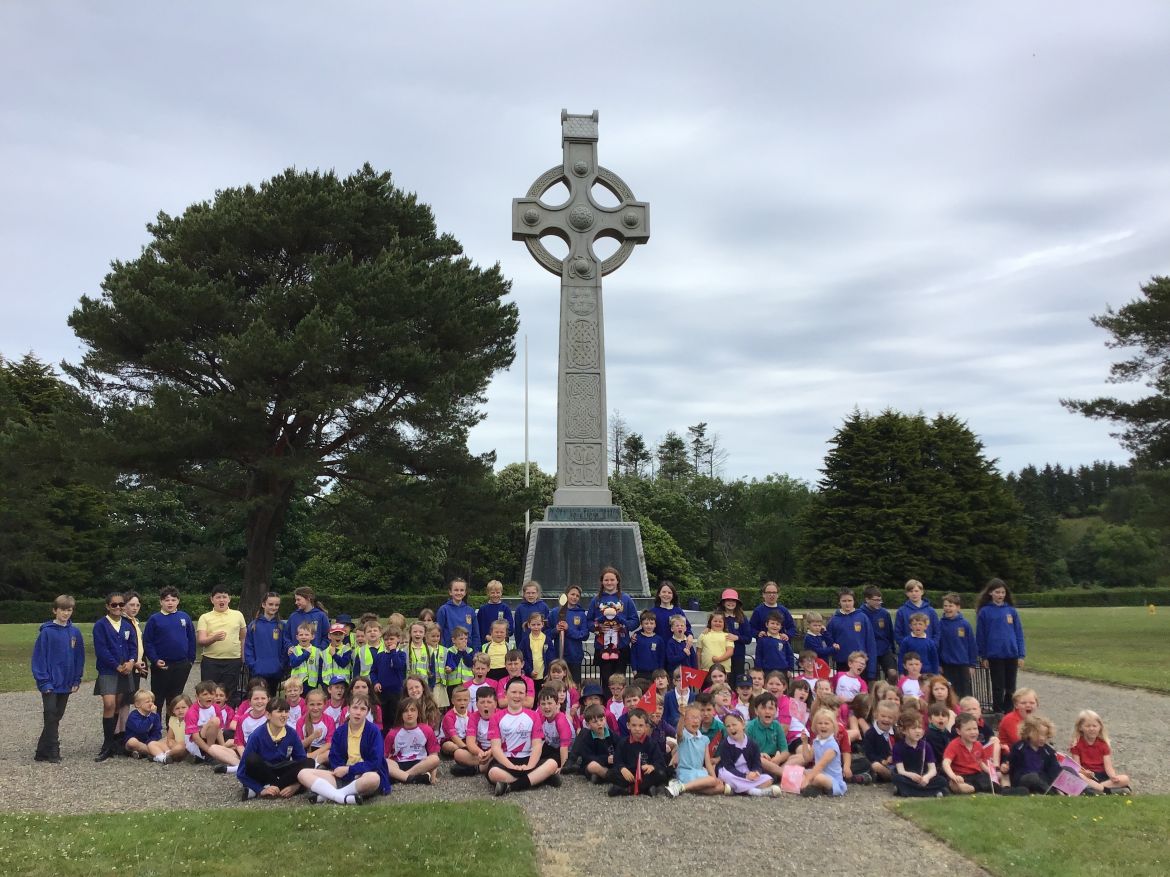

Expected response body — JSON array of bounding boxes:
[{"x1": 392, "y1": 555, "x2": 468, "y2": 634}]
[
  {"x1": 634, "y1": 753, "x2": 642, "y2": 796},
  {"x1": 680, "y1": 666, "x2": 708, "y2": 689},
  {"x1": 636, "y1": 685, "x2": 657, "y2": 713}
]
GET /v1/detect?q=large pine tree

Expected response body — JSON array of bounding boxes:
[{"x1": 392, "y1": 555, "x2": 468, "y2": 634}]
[{"x1": 801, "y1": 410, "x2": 1032, "y2": 591}]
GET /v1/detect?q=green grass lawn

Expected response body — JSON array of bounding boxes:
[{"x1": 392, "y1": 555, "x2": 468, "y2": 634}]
[
  {"x1": 0, "y1": 624, "x2": 42, "y2": 693},
  {"x1": 894, "y1": 794, "x2": 1169, "y2": 877},
  {"x1": 0, "y1": 802, "x2": 537, "y2": 877},
  {"x1": 1019, "y1": 607, "x2": 1169, "y2": 692}
]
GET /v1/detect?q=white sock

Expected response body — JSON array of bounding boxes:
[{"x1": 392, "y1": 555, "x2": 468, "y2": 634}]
[
  {"x1": 153, "y1": 754, "x2": 167, "y2": 763},
  {"x1": 748, "y1": 787, "x2": 768, "y2": 796},
  {"x1": 336, "y1": 781, "x2": 357, "y2": 798},
  {"x1": 311, "y1": 778, "x2": 344, "y2": 804},
  {"x1": 226, "y1": 765, "x2": 238, "y2": 775}
]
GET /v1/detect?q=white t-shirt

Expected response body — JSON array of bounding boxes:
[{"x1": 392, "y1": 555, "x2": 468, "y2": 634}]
[{"x1": 489, "y1": 708, "x2": 543, "y2": 759}]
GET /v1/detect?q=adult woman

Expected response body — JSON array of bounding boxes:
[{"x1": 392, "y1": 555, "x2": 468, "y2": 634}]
[
  {"x1": 585, "y1": 567, "x2": 639, "y2": 684},
  {"x1": 283, "y1": 587, "x2": 331, "y2": 652},
  {"x1": 92, "y1": 593, "x2": 139, "y2": 761}
]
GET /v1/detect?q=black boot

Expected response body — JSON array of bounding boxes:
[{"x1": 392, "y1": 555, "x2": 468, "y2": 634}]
[{"x1": 95, "y1": 717, "x2": 117, "y2": 762}]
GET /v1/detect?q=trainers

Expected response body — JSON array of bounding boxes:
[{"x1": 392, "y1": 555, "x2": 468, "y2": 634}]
[
  {"x1": 800, "y1": 785, "x2": 823, "y2": 798},
  {"x1": 666, "y1": 779, "x2": 683, "y2": 798},
  {"x1": 343, "y1": 794, "x2": 363, "y2": 805},
  {"x1": 494, "y1": 781, "x2": 509, "y2": 797},
  {"x1": 545, "y1": 772, "x2": 562, "y2": 789},
  {"x1": 771, "y1": 785, "x2": 783, "y2": 797},
  {"x1": 850, "y1": 772, "x2": 873, "y2": 785},
  {"x1": 307, "y1": 792, "x2": 322, "y2": 804},
  {"x1": 239, "y1": 788, "x2": 257, "y2": 802},
  {"x1": 723, "y1": 783, "x2": 734, "y2": 796},
  {"x1": 606, "y1": 786, "x2": 628, "y2": 797},
  {"x1": 588, "y1": 772, "x2": 604, "y2": 785}
]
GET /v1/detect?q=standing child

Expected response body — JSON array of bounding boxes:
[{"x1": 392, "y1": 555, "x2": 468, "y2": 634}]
[
  {"x1": 860, "y1": 586, "x2": 897, "y2": 684},
  {"x1": 91, "y1": 592, "x2": 138, "y2": 762},
  {"x1": 718, "y1": 590, "x2": 751, "y2": 679},
  {"x1": 481, "y1": 620, "x2": 511, "y2": 682},
  {"x1": 898, "y1": 614, "x2": 940, "y2": 676},
  {"x1": 749, "y1": 581, "x2": 797, "y2": 644},
  {"x1": 241, "y1": 592, "x2": 284, "y2": 701},
  {"x1": 31, "y1": 595, "x2": 85, "y2": 763},
  {"x1": 287, "y1": 624, "x2": 321, "y2": 693},
  {"x1": 800, "y1": 613, "x2": 835, "y2": 665},
  {"x1": 665, "y1": 615, "x2": 697, "y2": 678},
  {"x1": 517, "y1": 613, "x2": 554, "y2": 690},
  {"x1": 437, "y1": 577, "x2": 480, "y2": 650},
  {"x1": 754, "y1": 612, "x2": 794, "y2": 676},
  {"x1": 826, "y1": 589, "x2": 877, "y2": 677},
  {"x1": 697, "y1": 611, "x2": 736, "y2": 671},
  {"x1": 938, "y1": 593, "x2": 978, "y2": 700},
  {"x1": 894, "y1": 579, "x2": 941, "y2": 646},
  {"x1": 297, "y1": 695, "x2": 390, "y2": 804},
  {"x1": 629, "y1": 611, "x2": 665, "y2": 677},
  {"x1": 476, "y1": 580, "x2": 513, "y2": 648},
  {"x1": 351, "y1": 621, "x2": 385, "y2": 682},
  {"x1": 423, "y1": 623, "x2": 449, "y2": 708},
  {"x1": 371, "y1": 626, "x2": 406, "y2": 731},
  {"x1": 801, "y1": 708, "x2": 847, "y2": 797},
  {"x1": 1070, "y1": 709, "x2": 1131, "y2": 794},
  {"x1": 554, "y1": 585, "x2": 590, "y2": 684},
  {"x1": 976, "y1": 577, "x2": 1026, "y2": 715},
  {"x1": 514, "y1": 581, "x2": 551, "y2": 634},
  {"x1": 405, "y1": 622, "x2": 430, "y2": 682},
  {"x1": 385, "y1": 697, "x2": 441, "y2": 784},
  {"x1": 892, "y1": 712, "x2": 947, "y2": 797},
  {"x1": 445, "y1": 627, "x2": 476, "y2": 700}
]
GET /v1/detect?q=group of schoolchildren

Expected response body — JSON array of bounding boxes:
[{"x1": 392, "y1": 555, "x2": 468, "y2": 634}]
[{"x1": 30, "y1": 572, "x2": 1131, "y2": 804}]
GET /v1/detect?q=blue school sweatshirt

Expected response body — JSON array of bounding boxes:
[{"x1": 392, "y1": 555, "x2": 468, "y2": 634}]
[
  {"x1": 371, "y1": 649, "x2": 407, "y2": 695},
  {"x1": 92, "y1": 616, "x2": 138, "y2": 675},
  {"x1": 976, "y1": 603, "x2": 1026, "y2": 660},
  {"x1": 938, "y1": 614, "x2": 978, "y2": 667},
  {"x1": 859, "y1": 604, "x2": 895, "y2": 656},
  {"x1": 753, "y1": 634, "x2": 794, "y2": 672},
  {"x1": 629, "y1": 632, "x2": 666, "y2": 674},
  {"x1": 665, "y1": 637, "x2": 697, "y2": 675},
  {"x1": 327, "y1": 720, "x2": 391, "y2": 794},
  {"x1": 243, "y1": 615, "x2": 286, "y2": 677},
  {"x1": 125, "y1": 709, "x2": 163, "y2": 744},
  {"x1": 801, "y1": 631, "x2": 835, "y2": 661},
  {"x1": 651, "y1": 604, "x2": 692, "y2": 639},
  {"x1": 825, "y1": 610, "x2": 877, "y2": 673},
  {"x1": 236, "y1": 723, "x2": 308, "y2": 794},
  {"x1": 514, "y1": 599, "x2": 552, "y2": 633},
  {"x1": 586, "y1": 593, "x2": 639, "y2": 650},
  {"x1": 517, "y1": 629, "x2": 557, "y2": 678},
  {"x1": 898, "y1": 634, "x2": 940, "y2": 675},
  {"x1": 724, "y1": 614, "x2": 751, "y2": 667},
  {"x1": 437, "y1": 600, "x2": 481, "y2": 650},
  {"x1": 143, "y1": 610, "x2": 197, "y2": 666},
  {"x1": 476, "y1": 601, "x2": 514, "y2": 644},
  {"x1": 558, "y1": 605, "x2": 590, "y2": 665},
  {"x1": 749, "y1": 603, "x2": 797, "y2": 641},
  {"x1": 31, "y1": 620, "x2": 85, "y2": 693},
  {"x1": 283, "y1": 606, "x2": 331, "y2": 651},
  {"x1": 894, "y1": 598, "x2": 941, "y2": 645}
]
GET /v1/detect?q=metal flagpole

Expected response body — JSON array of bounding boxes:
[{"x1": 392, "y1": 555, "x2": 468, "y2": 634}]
[{"x1": 524, "y1": 334, "x2": 530, "y2": 535}]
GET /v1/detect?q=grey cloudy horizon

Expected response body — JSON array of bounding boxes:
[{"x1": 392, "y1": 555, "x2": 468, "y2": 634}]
[{"x1": 2, "y1": 2, "x2": 1168, "y2": 485}]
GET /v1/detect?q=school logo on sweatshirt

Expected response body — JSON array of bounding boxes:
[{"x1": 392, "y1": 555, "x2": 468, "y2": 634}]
[
  {"x1": 573, "y1": 617, "x2": 580, "y2": 625},
  {"x1": 1007, "y1": 616, "x2": 1014, "y2": 624},
  {"x1": 853, "y1": 622, "x2": 861, "y2": 633},
  {"x1": 465, "y1": 614, "x2": 473, "y2": 625},
  {"x1": 877, "y1": 619, "x2": 885, "y2": 628},
  {"x1": 273, "y1": 630, "x2": 279, "y2": 640},
  {"x1": 124, "y1": 630, "x2": 131, "y2": 640},
  {"x1": 958, "y1": 628, "x2": 966, "y2": 637},
  {"x1": 181, "y1": 619, "x2": 187, "y2": 627},
  {"x1": 650, "y1": 643, "x2": 657, "y2": 651}
]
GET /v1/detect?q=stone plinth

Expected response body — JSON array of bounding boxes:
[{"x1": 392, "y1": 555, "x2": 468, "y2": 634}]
[{"x1": 523, "y1": 507, "x2": 650, "y2": 597}]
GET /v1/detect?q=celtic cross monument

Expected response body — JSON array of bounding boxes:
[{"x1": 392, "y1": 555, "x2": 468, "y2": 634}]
[{"x1": 512, "y1": 110, "x2": 651, "y2": 596}]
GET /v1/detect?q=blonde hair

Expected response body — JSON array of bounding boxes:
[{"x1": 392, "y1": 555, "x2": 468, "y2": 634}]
[
  {"x1": 1021, "y1": 714, "x2": 1055, "y2": 743},
  {"x1": 1073, "y1": 709, "x2": 1110, "y2": 746},
  {"x1": 1012, "y1": 687, "x2": 1038, "y2": 706},
  {"x1": 803, "y1": 611, "x2": 823, "y2": 624},
  {"x1": 904, "y1": 579, "x2": 924, "y2": 592},
  {"x1": 133, "y1": 689, "x2": 156, "y2": 706},
  {"x1": 486, "y1": 579, "x2": 504, "y2": 594}
]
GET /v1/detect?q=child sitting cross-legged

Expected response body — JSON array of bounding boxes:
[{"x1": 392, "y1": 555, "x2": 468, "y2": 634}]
[
  {"x1": 606, "y1": 707, "x2": 667, "y2": 796},
  {"x1": 385, "y1": 697, "x2": 441, "y2": 785},
  {"x1": 891, "y1": 711, "x2": 948, "y2": 797},
  {"x1": 297, "y1": 695, "x2": 390, "y2": 805},
  {"x1": 942, "y1": 712, "x2": 995, "y2": 794},
  {"x1": 861, "y1": 700, "x2": 899, "y2": 783},
  {"x1": 745, "y1": 692, "x2": 789, "y2": 779},
  {"x1": 1070, "y1": 709, "x2": 1131, "y2": 794},
  {"x1": 123, "y1": 690, "x2": 180, "y2": 763},
  {"x1": 800, "y1": 708, "x2": 846, "y2": 797},
  {"x1": 717, "y1": 711, "x2": 780, "y2": 797}
]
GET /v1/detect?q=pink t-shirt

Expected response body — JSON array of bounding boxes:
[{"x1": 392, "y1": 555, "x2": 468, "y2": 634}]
[
  {"x1": 295, "y1": 712, "x2": 336, "y2": 750},
  {"x1": 441, "y1": 709, "x2": 471, "y2": 742},
  {"x1": 833, "y1": 673, "x2": 868, "y2": 703},
  {"x1": 489, "y1": 707, "x2": 543, "y2": 759},
  {"x1": 384, "y1": 724, "x2": 439, "y2": 761},
  {"x1": 540, "y1": 712, "x2": 574, "y2": 750},
  {"x1": 494, "y1": 674, "x2": 535, "y2": 702},
  {"x1": 465, "y1": 680, "x2": 494, "y2": 712},
  {"x1": 233, "y1": 704, "x2": 268, "y2": 745},
  {"x1": 898, "y1": 676, "x2": 923, "y2": 698},
  {"x1": 474, "y1": 714, "x2": 494, "y2": 749},
  {"x1": 185, "y1": 703, "x2": 220, "y2": 737}
]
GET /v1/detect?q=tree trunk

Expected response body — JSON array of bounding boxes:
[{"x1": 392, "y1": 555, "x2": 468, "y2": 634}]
[{"x1": 240, "y1": 477, "x2": 295, "y2": 619}]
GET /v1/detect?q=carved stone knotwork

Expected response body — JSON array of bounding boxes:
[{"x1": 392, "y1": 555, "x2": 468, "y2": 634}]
[
  {"x1": 566, "y1": 374, "x2": 601, "y2": 438},
  {"x1": 567, "y1": 320, "x2": 599, "y2": 369},
  {"x1": 564, "y1": 443, "x2": 602, "y2": 486}
]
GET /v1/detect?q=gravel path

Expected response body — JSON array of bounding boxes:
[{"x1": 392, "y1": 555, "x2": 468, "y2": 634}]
[{"x1": 1, "y1": 669, "x2": 1163, "y2": 875}]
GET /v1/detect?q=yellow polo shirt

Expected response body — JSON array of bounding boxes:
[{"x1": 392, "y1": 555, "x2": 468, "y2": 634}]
[{"x1": 197, "y1": 609, "x2": 246, "y2": 660}]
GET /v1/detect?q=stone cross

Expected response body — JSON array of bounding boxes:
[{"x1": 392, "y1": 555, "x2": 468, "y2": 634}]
[{"x1": 512, "y1": 110, "x2": 650, "y2": 506}]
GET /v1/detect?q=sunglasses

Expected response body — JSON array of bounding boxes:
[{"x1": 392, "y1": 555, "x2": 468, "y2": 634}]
[{"x1": 108, "y1": 602, "x2": 125, "y2": 608}]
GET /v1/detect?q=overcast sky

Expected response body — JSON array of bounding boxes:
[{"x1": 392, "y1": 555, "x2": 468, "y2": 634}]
[{"x1": 3, "y1": 2, "x2": 1168, "y2": 484}]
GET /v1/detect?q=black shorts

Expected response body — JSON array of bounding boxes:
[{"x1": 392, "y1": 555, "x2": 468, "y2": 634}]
[{"x1": 395, "y1": 758, "x2": 422, "y2": 772}]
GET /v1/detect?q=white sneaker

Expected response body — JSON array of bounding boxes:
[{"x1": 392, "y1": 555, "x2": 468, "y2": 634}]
[
  {"x1": 666, "y1": 779, "x2": 683, "y2": 798},
  {"x1": 771, "y1": 785, "x2": 782, "y2": 797}
]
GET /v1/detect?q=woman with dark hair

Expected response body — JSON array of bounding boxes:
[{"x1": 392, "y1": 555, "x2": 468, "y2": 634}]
[
  {"x1": 283, "y1": 587, "x2": 330, "y2": 652},
  {"x1": 92, "y1": 592, "x2": 139, "y2": 761},
  {"x1": 143, "y1": 586, "x2": 197, "y2": 721},
  {"x1": 585, "y1": 567, "x2": 639, "y2": 684}
]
